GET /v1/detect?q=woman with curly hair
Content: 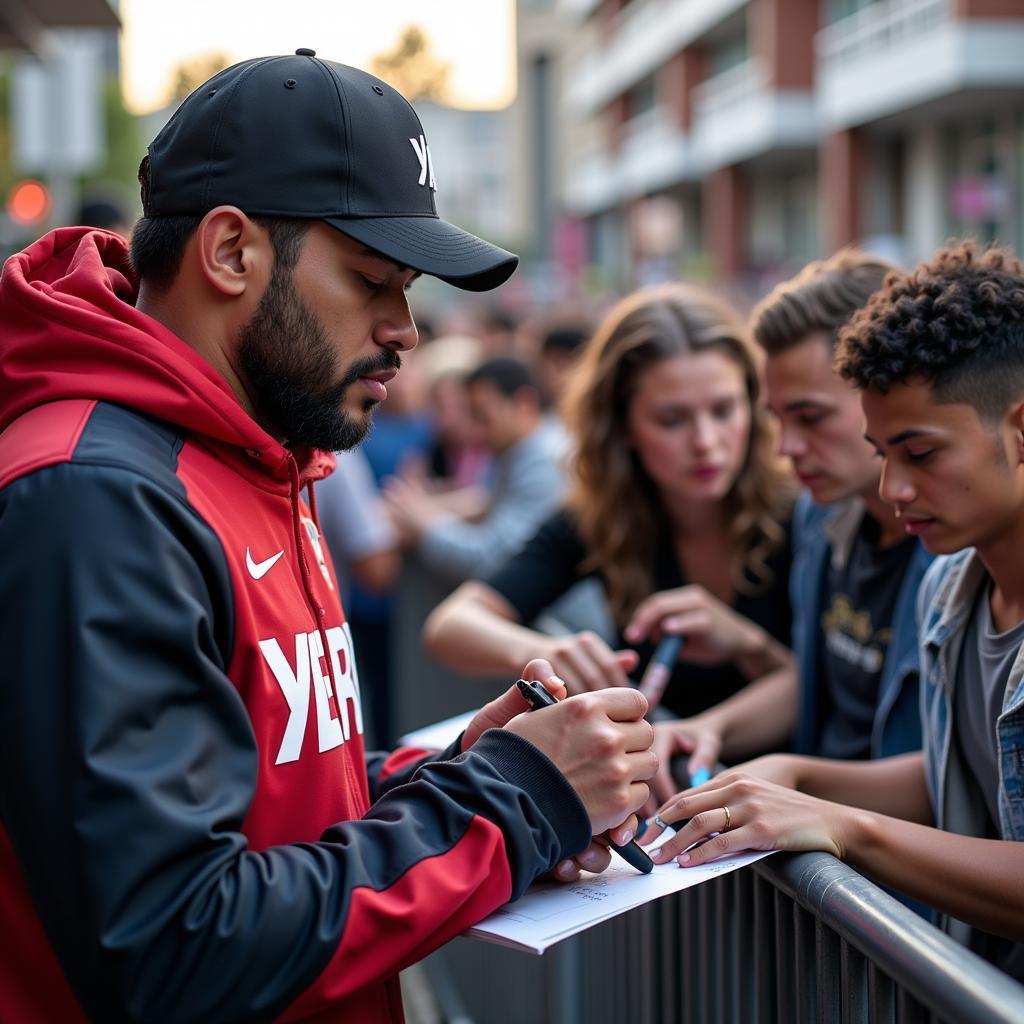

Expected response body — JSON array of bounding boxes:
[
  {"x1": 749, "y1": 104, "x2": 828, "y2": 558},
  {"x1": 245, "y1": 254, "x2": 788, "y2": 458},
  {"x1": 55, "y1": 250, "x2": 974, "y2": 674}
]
[{"x1": 425, "y1": 282, "x2": 795, "y2": 722}]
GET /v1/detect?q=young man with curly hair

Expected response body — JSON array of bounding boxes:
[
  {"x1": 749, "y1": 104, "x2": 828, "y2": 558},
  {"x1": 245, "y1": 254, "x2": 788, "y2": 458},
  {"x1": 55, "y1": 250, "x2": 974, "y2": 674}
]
[{"x1": 642, "y1": 241, "x2": 1024, "y2": 977}]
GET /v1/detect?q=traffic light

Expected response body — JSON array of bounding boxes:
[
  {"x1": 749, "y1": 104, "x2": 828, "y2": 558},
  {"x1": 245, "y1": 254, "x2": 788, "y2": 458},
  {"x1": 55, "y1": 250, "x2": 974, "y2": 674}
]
[{"x1": 7, "y1": 179, "x2": 52, "y2": 227}]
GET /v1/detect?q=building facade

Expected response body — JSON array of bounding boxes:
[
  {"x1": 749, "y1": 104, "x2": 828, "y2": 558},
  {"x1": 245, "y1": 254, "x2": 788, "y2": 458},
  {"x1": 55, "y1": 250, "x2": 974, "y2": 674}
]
[{"x1": 557, "y1": 0, "x2": 1024, "y2": 290}]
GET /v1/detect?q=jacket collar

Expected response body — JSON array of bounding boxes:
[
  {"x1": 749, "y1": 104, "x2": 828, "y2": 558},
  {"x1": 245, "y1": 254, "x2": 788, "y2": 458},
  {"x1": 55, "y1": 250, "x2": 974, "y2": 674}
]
[{"x1": 923, "y1": 549, "x2": 988, "y2": 653}]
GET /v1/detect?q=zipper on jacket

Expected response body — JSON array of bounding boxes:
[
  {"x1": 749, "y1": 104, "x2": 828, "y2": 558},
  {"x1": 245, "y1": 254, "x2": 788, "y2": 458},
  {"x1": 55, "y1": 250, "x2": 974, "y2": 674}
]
[{"x1": 287, "y1": 456, "x2": 364, "y2": 803}]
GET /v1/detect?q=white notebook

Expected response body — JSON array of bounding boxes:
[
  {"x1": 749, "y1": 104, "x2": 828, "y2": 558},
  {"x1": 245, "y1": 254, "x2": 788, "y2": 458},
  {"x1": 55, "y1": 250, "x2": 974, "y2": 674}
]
[
  {"x1": 398, "y1": 709, "x2": 479, "y2": 750},
  {"x1": 466, "y1": 845, "x2": 774, "y2": 955},
  {"x1": 401, "y1": 712, "x2": 774, "y2": 955}
]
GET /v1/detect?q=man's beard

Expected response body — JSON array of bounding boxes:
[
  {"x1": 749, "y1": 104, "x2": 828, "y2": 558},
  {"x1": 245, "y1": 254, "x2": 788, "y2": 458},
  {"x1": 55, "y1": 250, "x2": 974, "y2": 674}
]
[{"x1": 238, "y1": 261, "x2": 400, "y2": 451}]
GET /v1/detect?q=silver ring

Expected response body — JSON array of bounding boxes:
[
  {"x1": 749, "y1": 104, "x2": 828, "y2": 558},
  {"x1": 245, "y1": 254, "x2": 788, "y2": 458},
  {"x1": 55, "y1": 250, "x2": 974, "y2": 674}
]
[{"x1": 654, "y1": 815, "x2": 671, "y2": 830}]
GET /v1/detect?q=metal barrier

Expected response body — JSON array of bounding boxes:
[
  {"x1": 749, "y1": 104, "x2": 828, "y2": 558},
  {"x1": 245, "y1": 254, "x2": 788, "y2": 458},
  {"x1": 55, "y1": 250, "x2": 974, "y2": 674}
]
[
  {"x1": 426, "y1": 851, "x2": 1024, "y2": 1023},
  {"x1": 389, "y1": 561, "x2": 1024, "y2": 1022}
]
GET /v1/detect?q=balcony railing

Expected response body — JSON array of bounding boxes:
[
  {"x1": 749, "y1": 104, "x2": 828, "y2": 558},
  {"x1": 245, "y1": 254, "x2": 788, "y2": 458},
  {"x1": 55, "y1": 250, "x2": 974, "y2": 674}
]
[
  {"x1": 817, "y1": 0, "x2": 952, "y2": 65},
  {"x1": 693, "y1": 58, "x2": 767, "y2": 119},
  {"x1": 608, "y1": 0, "x2": 664, "y2": 49},
  {"x1": 561, "y1": 106, "x2": 693, "y2": 214},
  {"x1": 558, "y1": 0, "x2": 602, "y2": 17},
  {"x1": 620, "y1": 104, "x2": 673, "y2": 149},
  {"x1": 565, "y1": 0, "x2": 749, "y2": 115}
]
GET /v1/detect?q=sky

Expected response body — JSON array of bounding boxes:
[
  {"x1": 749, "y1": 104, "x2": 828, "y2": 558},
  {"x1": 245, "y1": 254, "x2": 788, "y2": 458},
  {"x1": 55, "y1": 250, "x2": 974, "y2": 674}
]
[{"x1": 119, "y1": 0, "x2": 516, "y2": 114}]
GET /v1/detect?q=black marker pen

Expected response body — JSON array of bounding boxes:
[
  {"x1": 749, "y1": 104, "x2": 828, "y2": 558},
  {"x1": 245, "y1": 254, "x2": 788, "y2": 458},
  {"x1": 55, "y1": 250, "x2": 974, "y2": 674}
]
[{"x1": 516, "y1": 678, "x2": 654, "y2": 875}]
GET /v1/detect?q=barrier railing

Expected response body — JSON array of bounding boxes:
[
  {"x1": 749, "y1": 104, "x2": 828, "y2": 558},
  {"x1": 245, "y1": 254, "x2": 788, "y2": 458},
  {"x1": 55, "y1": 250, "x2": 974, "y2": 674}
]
[
  {"x1": 425, "y1": 851, "x2": 1024, "y2": 1023},
  {"x1": 390, "y1": 560, "x2": 1024, "y2": 1022}
]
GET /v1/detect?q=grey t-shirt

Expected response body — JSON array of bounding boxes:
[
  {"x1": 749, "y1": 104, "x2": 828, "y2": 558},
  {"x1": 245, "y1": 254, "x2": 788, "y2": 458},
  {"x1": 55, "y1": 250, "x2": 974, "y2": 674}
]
[
  {"x1": 948, "y1": 584, "x2": 1024, "y2": 979},
  {"x1": 954, "y1": 583, "x2": 1024, "y2": 835}
]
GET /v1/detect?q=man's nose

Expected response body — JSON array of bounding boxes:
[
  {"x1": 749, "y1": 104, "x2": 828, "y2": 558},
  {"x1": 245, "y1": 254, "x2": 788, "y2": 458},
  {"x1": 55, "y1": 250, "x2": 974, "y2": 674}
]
[
  {"x1": 777, "y1": 422, "x2": 807, "y2": 459},
  {"x1": 375, "y1": 293, "x2": 419, "y2": 352},
  {"x1": 879, "y1": 459, "x2": 915, "y2": 507}
]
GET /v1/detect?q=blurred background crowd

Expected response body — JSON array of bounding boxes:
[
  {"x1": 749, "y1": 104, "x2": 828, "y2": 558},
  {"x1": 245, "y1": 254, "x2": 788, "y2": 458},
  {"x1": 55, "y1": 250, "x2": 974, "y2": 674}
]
[{"x1": 2, "y1": 0, "x2": 1023, "y2": 746}]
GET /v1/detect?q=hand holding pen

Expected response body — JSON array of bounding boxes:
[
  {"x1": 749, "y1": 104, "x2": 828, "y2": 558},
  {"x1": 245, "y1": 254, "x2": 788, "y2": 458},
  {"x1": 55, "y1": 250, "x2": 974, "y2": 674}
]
[
  {"x1": 515, "y1": 679, "x2": 655, "y2": 874},
  {"x1": 539, "y1": 632, "x2": 640, "y2": 694},
  {"x1": 493, "y1": 661, "x2": 657, "y2": 877},
  {"x1": 625, "y1": 583, "x2": 769, "y2": 672}
]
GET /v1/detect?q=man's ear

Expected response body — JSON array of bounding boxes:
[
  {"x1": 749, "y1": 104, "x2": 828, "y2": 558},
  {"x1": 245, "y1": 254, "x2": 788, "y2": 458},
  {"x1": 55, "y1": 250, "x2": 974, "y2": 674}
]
[
  {"x1": 1008, "y1": 402, "x2": 1024, "y2": 464},
  {"x1": 193, "y1": 206, "x2": 272, "y2": 299}
]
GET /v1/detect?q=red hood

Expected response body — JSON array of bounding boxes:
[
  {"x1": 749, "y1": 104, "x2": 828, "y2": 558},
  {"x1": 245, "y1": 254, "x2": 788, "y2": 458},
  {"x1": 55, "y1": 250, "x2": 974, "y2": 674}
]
[{"x1": 0, "y1": 228, "x2": 334, "y2": 484}]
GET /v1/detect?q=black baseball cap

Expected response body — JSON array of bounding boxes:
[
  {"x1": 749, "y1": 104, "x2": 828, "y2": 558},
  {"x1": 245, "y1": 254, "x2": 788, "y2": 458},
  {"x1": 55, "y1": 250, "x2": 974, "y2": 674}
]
[{"x1": 144, "y1": 50, "x2": 518, "y2": 292}]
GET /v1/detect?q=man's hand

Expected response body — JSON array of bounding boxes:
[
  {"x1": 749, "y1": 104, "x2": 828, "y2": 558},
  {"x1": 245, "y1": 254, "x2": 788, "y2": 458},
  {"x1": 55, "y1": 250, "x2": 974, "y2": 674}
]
[
  {"x1": 624, "y1": 584, "x2": 767, "y2": 667},
  {"x1": 381, "y1": 475, "x2": 448, "y2": 546},
  {"x1": 549, "y1": 838, "x2": 613, "y2": 882},
  {"x1": 539, "y1": 631, "x2": 640, "y2": 694},
  {"x1": 505, "y1": 685, "x2": 657, "y2": 836},
  {"x1": 462, "y1": 660, "x2": 656, "y2": 875},
  {"x1": 460, "y1": 659, "x2": 565, "y2": 751},
  {"x1": 640, "y1": 770, "x2": 852, "y2": 866}
]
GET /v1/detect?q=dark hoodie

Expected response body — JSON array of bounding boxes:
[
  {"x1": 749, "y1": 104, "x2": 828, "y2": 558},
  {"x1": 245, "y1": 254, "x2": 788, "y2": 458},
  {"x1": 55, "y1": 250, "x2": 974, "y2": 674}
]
[{"x1": 0, "y1": 229, "x2": 588, "y2": 1023}]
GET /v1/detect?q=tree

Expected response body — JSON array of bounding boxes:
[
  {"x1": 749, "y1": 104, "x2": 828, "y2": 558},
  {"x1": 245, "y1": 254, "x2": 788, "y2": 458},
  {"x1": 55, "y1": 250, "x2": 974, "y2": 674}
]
[
  {"x1": 169, "y1": 52, "x2": 233, "y2": 104},
  {"x1": 370, "y1": 26, "x2": 450, "y2": 103}
]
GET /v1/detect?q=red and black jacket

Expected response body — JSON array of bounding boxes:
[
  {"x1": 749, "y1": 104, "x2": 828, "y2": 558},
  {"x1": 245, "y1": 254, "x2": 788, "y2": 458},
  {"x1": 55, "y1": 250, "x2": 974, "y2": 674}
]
[{"x1": 0, "y1": 229, "x2": 589, "y2": 1022}]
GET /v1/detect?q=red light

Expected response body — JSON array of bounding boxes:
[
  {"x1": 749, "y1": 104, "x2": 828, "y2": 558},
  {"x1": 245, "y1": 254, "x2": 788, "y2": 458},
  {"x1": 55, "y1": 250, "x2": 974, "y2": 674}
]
[{"x1": 7, "y1": 180, "x2": 52, "y2": 226}]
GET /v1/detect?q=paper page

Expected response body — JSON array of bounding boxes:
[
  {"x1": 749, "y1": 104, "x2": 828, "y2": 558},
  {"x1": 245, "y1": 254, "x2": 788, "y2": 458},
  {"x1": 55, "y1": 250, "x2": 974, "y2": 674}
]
[
  {"x1": 397, "y1": 709, "x2": 479, "y2": 750},
  {"x1": 466, "y1": 846, "x2": 775, "y2": 954}
]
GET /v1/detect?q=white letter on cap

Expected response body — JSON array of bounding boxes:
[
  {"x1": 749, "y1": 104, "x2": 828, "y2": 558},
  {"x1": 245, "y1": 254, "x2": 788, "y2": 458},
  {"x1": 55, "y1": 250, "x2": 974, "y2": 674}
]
[
  {"x1": 426, "y1": 143, "x2": 436, "y2": 191},
  {"x1": 409, "y1": 135, "x2": 429, "y2": 187}
]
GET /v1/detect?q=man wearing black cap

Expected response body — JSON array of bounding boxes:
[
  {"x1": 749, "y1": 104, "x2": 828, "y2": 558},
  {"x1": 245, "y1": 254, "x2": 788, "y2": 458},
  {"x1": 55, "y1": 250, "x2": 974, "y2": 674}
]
[{"x1": 0, "y1": 53, "x2": 656, "y2": 1022}]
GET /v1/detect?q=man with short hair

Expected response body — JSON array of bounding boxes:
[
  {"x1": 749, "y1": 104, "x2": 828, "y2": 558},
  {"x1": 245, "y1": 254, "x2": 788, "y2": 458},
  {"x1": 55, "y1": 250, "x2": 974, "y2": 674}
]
[
  {"x1": 643, "y1": 241, "x2": 1024, "y2": 977},
  {"x1": 0, "y1": 53, "x2": 656, "y2": 1021},
  {"x1": 535, "y1": 323, "x2": 589, "y2": 460},
  {"x1": 536, "y1": 324, "x2": 589, "y2": 412},
  {"x1": 649, "y1": 251, "x2": 931, "y2": 799},
  {"x1": 383, "y1": 356, "x2": 567, "y2": 582}
]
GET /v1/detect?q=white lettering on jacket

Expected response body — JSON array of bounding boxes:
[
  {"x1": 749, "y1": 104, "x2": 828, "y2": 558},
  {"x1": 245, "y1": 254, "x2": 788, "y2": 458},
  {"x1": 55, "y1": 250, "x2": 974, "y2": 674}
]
[{"x1": 259, "y1": 623, "x2": 364, "y2": 765}]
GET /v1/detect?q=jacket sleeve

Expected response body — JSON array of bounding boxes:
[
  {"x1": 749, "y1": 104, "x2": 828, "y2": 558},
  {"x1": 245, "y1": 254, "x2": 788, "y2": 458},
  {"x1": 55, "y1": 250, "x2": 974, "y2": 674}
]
[
  {"x1": 364, "y1": 738, "x2": 463, "y2": 799},
  {"x1": 0, "y1": 461, "x2": 590, "y2": 1024},
  {"x1": 418, "y1": 446, "x2": 565, "y2": 582}
]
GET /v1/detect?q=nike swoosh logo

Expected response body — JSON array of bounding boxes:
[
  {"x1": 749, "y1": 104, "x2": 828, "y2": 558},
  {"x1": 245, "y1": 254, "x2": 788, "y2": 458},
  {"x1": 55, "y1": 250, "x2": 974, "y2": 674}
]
[{"x1": 246, "y1": 547, "x2": 285, "y2": 580}]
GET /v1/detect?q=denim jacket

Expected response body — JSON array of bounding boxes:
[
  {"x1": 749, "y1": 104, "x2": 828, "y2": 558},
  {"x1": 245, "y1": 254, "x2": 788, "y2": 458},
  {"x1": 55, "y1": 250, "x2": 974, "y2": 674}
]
[
  {"x1": 790, "y1": 492, "x2": 933, "y2": 758},
  {"x1": 917, "y1": 549, "x2": 1024, "y2": 975},
  {"x1": 918, "y1": 549, "x2": 1024, "y2": 840}
]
